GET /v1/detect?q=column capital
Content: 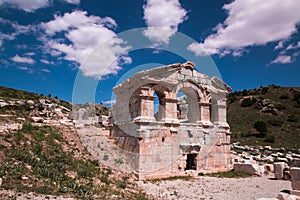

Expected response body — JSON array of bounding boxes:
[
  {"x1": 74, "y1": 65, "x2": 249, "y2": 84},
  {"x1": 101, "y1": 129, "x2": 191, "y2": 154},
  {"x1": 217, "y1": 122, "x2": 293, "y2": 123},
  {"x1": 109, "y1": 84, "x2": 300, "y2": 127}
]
[{"x1": 198, "y1": 102, "x2": 211, "y2": 107}]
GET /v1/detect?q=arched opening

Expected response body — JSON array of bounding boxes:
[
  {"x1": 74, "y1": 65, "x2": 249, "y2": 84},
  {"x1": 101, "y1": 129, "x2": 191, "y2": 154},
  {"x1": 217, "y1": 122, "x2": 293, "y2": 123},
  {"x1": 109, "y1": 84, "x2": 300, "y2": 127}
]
[
  {"x1": 152, "y1": 86, "x2": 167, "y2": 121},
  {"x1": 153, "y1": 91, "x2": 164, "y2": 121},
  {"x1": 128, "y1": 84, "x2": 171, "y2": 122},
  {"x1": 177, "y1": 87, "x2": 200, "y2": 123}
]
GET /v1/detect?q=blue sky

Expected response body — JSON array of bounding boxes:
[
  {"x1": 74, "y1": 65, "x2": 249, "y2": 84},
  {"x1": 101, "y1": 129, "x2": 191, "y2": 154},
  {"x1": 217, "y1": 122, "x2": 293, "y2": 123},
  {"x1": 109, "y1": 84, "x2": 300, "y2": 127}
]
[{"x1": 0, "y1": 0, "x2": 300, "y2": 104}]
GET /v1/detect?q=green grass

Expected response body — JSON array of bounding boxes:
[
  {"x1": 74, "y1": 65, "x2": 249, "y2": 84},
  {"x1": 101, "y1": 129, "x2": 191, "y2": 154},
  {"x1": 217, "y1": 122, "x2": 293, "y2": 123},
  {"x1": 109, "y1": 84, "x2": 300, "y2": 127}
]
[
  {"x1": 150, "y1": 175, "x2": 193, "y2": 183},
  {"x1": 0, "y1": 123, "x2": 149, "y2": 199},
  {"x1": 199, "y1": 170, "x2": 252, "y2": 178}
]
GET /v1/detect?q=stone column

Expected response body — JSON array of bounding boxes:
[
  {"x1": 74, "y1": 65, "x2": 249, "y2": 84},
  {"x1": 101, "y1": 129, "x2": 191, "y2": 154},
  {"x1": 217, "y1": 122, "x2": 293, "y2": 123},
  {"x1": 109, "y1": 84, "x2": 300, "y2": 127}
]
[
  {"x1": 133, "y1": 87, "x2": 156, "y2": 123},
  {"x1": 161, "y1": 97, "x2": 179, "y2": 124},
  {"x1": 198, "y1": 102, "x2": 212, "y2": 126},
  {"x1": 214, "y1": 98, "x2": 229, "y2": 128}
]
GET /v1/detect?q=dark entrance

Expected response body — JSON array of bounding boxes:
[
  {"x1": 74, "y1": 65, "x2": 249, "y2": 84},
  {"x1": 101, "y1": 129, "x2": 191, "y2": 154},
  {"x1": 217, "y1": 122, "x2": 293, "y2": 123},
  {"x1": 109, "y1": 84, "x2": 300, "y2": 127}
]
[{"x1": 185, "y1": 154, "x2": 197, "y2": 170}]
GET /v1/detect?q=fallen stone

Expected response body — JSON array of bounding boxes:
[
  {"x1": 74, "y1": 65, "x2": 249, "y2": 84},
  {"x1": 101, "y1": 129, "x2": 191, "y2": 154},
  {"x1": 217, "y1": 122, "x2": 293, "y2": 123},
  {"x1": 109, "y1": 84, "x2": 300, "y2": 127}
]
[
  {"x1": 274, "y1": 162, "x2": 289, "y2": 180},
  {"x1": 277, "y1": 192, "x2": 299, "y2": 200},
  {"x1": 278, "y1": 157, "x2": 289, "y2": 163},
  {"x1": 292, "y1": 159, "x2": 300, "y2": 167},
  {"x1": 290, "y1": 167, "x2": 300, "y2": 190},
  {"x1": 233, "y1": 163, "x2": 260, "y2": 175}
]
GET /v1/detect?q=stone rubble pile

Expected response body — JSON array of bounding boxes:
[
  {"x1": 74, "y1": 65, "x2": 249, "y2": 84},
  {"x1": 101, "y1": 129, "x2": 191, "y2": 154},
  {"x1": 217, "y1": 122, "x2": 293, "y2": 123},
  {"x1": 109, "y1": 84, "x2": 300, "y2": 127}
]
[
  {"x1": 256, "y1": 98, "x2": 280, "y2": 115},
  {"x1": 72, "y1": 107, "x2": 109, "y2": 129},
  {"x1": 232, "y1": 142, "x2": 300, "y2": 199},
  {"x1": 0, "y1": 98, "x2": 73, "y2": 129},
  {"x1": 232, "y1": 142, "x2": 300, "y2": 178}
]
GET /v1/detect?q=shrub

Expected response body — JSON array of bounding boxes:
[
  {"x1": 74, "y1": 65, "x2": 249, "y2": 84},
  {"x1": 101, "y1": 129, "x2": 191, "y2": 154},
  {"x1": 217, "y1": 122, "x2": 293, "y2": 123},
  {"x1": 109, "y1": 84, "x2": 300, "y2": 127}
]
[
  {"x1": 293, "y1": 91, "x2": 300, "y2": 105},
  {"x1": 103, "y1": 154, "x2": 109, "y2": 161},
  {"x1": 275, "y1": 104, "x2": 286, "y2": 110},
  {"x1": 254, "y1": 121, "x2": 267, "y2": 133},
  {"x1": 279, "y1": 94, "x2": 289, "y2": 99},
  {"x1": 268, "y1": 119, "x2": 283, "y2": 127},
  {"x1": 242, "y1": 89, "x2": 248, "y2": 96},
  {"x1": 287, "y1": 114, "x2": 298, "y2": 122},
  {"x1": 263, "y1": 135, "x2": 275, "y2": 143},
  {"x1": 241, "y1": 98, "x2": 256, "y2": 107}
]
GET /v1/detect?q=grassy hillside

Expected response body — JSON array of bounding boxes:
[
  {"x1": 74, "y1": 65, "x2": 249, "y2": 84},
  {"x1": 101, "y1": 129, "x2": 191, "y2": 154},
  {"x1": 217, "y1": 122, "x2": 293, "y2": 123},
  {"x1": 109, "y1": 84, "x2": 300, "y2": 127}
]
[
  {"x1": 0, "y1": 85, "x2": 148, "y2": 199},
  {"x1": 0, "y1": 123, "x2": 148, "y2": 199},
  {"x1": 227, "y1": 85, "x2": 300, "y2": 151}
]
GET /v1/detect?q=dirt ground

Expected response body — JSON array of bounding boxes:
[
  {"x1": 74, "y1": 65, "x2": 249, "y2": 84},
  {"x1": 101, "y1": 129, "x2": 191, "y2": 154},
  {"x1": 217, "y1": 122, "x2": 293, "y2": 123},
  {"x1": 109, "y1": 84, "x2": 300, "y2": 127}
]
[{"x1": 137, "y1": 176, "x2": 291, "y2": 200}]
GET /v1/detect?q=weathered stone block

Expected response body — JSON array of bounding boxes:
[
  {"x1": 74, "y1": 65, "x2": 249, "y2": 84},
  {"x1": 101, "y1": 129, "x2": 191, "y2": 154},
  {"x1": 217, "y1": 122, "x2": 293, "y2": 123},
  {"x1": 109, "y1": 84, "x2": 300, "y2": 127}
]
[
  {"x1": 274, "y1": 162, "x2": 289, "y2": 180},
  {"x1": 291, "y1": 167, "x2": 300, "y2": 190},
  {"x1": 233, "y1": 163, "x2": 260, "y2": 175}
]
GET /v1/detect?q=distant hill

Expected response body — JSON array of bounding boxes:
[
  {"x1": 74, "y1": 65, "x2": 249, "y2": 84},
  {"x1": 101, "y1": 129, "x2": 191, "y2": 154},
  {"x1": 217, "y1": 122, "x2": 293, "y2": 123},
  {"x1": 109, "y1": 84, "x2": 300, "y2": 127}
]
[{"x1": 227, "y1": 85, "x2": 300, "y2": 151}]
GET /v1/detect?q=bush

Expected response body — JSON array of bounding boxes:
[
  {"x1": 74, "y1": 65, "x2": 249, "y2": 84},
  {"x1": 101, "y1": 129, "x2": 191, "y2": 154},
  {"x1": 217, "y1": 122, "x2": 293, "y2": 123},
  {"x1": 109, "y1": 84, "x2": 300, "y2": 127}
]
[
  {"x1": 263, "y1": 135, "x2": 275, "y2": 143},
  {"x1": 254, "y1": 121, "x2": 267, "y2": 133},
  {"x1": 293, "y1": 91, "x2": 300, "y2": 105},
  {"x1": 268, "y1": 119, "x2": 283, "y2": 127},
  {"x1": 279, "y1": 94, "x2": 289, "y2": 99},
  {"x1": 287, "y1": 114, "x2": 298, "y2": 122},
  {"x1": 241, "y1": 98, "x2": 256, "y2": 107},
  {"x1": 103, "y1": 154, "x2": 109, "y2": 161},
  {"x1": 275, "y1": 104, "x2": 286, "y2": 110},
  {"x1": 242, "y1": 89, "x2": 248, "y2": 96}
]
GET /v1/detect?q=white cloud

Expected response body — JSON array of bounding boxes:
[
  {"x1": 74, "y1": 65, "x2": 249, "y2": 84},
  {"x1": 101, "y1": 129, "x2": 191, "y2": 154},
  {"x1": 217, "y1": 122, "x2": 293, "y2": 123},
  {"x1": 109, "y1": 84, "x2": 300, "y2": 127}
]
[
  {"x1": 25, "y1": 52, "x2": 35, "y2": 56},
  {"x1": 274, "y1": 41, "x2": 284, "y2": 50},
  {"x1": 63, "y1": 0, "x2": 80, "y2": 4},
  {"x1": 17, "y1": 66, "x2": 33, "y2": 73},
  {"x1": 42, "y1": 10, "x2": 131, "y2": 79},
  {"x1": 41, "y1": 68, "x2": 50, "y2": 73},
  {"x1": 43, "y1": 11, "x2": 116, "y2": 35},
  {"x1": 271, "y1": 55, "x2": 292, "y2": 64},
  {"x1": 0, "y1": 0, "x2": 50, "y2": 12},
  {"x1": 18, "y1": 66, "x2": 28, "y2": 70},
  {"x1": 0, "y1": 18, "x2": 33, "y2": 47},
  {"x1": 11, "y1": 54, "x2": 35, "y2": 64},
  {"x1": 101, "y1": 99, "x2": 116, "y2": 105},
  {"x1": 40, "y1": 59, "x2": 54, "y2": 65},
  {"x1": 286, "y1": 41, "x2": 300, "y2": 50},
  {"x1": 188, "y1": 0, "x2": 300, "y2": 56},
  {"x1": 143, "y1": 0, "x2": 187, "y2": 45}
]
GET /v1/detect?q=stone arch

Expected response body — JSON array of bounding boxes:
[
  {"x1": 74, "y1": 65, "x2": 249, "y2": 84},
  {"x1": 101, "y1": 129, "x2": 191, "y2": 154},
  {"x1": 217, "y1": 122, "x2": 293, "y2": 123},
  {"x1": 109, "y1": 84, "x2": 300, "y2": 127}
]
[
  {"x1": 128, "y1": 84, "x2": 177, "y2": 122},
  {"x1": 176, "y1": 81, "x2": 212, "y2": 123}
]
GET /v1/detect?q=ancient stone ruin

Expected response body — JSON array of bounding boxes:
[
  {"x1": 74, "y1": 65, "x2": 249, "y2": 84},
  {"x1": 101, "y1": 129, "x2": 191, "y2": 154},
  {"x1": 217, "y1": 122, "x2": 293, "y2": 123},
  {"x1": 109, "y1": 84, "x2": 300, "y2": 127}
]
[{"x1": 109, "y1": 62, "x2": 232, "y2": 180}]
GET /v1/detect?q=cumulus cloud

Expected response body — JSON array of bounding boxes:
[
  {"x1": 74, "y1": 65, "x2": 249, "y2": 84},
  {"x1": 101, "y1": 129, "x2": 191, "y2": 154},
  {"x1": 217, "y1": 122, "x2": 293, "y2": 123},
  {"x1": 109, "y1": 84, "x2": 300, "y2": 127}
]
[
  {"x1": 0, "y1": 0, "x2": 50, "y2": 12},
  {"x1": 188, "y1": 0, "x2": 300, "y2": 57},
  {"x1": 143, "y1": 0, "x2": 187, "y2": 45},
  {"x1": 271, "y1": 55, "x2": 292, "y2": 64},
  {"x1": 11, "y1": 54, "x2": 35, "y2": 64},
  {"x1": 42, "y1": 10, "x2": 131, "y2": 79}
]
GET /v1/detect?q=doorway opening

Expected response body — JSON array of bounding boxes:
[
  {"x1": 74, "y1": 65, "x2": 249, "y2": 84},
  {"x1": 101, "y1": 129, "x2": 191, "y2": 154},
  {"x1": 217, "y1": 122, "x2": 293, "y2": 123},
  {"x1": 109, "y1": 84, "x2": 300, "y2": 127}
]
[{"x1": 185, "y1": 154, "x2": 197, "y2": 170}]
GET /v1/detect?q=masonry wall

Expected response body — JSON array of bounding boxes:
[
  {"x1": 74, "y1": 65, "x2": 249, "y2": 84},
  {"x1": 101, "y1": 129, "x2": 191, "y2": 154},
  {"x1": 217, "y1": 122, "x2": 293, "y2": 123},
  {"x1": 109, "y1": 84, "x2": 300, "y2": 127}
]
[{"x1": 110, "y1": 62, "x2": 232, "y2": 179}]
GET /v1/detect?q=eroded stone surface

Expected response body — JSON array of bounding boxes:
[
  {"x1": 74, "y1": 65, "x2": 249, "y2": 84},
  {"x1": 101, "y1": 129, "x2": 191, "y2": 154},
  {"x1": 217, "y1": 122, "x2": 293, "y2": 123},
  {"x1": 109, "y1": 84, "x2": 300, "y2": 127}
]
[
  {"x1": 110, "y1": 62, "x2": 232, "y2": 180},
  {"x1": 291, "y1": 167, "x2": 300, "y2": 190}
]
